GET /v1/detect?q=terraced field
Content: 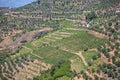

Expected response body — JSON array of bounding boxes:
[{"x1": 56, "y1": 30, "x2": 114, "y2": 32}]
[
  {"x1": 0, "y1": 0, "x2": 119, "y2": 79},
  {"x1": 51, "y1": 30, "x2": 106, "y2": 53},
  {"x1": 0, "y1": 55, "x2": 51, "y2": 80},
  {"x1": 1, "y1": 20, "x2": 107, "y2": 80}
]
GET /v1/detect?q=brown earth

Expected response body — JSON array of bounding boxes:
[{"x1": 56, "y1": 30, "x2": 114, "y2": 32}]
[
  {"x1": 87, "y1": 30, "x2": 107, "y2": 38},
  {"x1": 0, "y1": 28, "x2": 53, "y2": 51},
  {"x1": 75, "y1": 52, "x2": 88, "y2": 66},
  {"x1": 73, "y1": 75, "x2": 85, "y2": 80}
]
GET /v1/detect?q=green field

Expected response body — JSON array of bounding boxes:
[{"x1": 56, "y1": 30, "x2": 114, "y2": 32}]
[
  {"x1": 51, "y1": 30, "x2": 107, "y2": 53},
  {"x1": 34, "y1": 61, "x2": 72, "y2": 80},
  {"x1": 30, "y1": 46, "x2": 78, "y2": 64},
  {"x1": 82, "y1": 50, "x2": 98, "y2": 63},
  {"x1": 0, "y1": 0, "x2": 119, "y2": 79},
  {"x1": 60, "y1": 20, "x2": 83, "y2": 28},
  {"x1": 7, "y1": 20, "x2": 107, "y2": 67},
  {"x1": 71, "y1": 58, "x2": 86, "y2": 73},
  {"x1": 4, "y1": 20, "x2": 108, "y2": 80}
]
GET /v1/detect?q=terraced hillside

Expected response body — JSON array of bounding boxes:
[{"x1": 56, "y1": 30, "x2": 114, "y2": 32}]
[
  {"x1": 0, "y1": 55, "x2": 51, "y2": 80},
  {"x1": 1, "y1": 20, "x2": 107, "y2": 80},
  {"x1": 0, "y1": 0, "x2": 120, "y2": 80}
]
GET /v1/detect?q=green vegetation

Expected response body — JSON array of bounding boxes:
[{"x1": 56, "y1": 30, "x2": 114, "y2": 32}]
[
  {"x1": 1, "y1": 0, "x2": 120, "y2": 79},
  {"x1": 0, "y1": 50, "x2": 10, "y2": 63},
  {"x1": 0, "y1": 15, "x2": 6, "y2": 21},
  {"x1": 33, "y1": 61, "x2": 72, "y2": 80},
  {"x1": 86, "y1": 11, "x2": 97, "y2": 22},
  {"x1": 82, "y1": 50, "x2": 98, "y2": 63},
  {"x1": 31, "y1": 46, "x2": 77, "y2": 64},
  {"x1": 60, "y1": 20, "x2": 79, "y2": 28},
  {"x1": 71, "y1": 58, "x2": 86, "y2": 73},
  {"x1": 51, "y1": 31, "x2": 107, "y2": 52}
]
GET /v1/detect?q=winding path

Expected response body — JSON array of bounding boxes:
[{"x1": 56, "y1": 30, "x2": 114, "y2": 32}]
[{"x1": 75, "y1": 52, "x2": 88, "y2": 66}]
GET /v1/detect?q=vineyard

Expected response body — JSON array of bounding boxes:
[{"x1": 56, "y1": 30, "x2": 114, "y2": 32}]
[{"x1": 0, "y1": 0, "x2": 120, "y2": 80}]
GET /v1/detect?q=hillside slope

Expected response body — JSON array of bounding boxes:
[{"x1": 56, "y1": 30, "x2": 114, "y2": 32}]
[{"x1": 0, "y1": 0, "x2": 120, "y2": 80}]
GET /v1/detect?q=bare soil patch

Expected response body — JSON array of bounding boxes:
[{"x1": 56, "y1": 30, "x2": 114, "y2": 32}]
[
  {"x1": 87, "y1": 30, "x2": 107, "y2": 38},
  {"x1": 75, "y1": 52, "x2": 88, "y2": 66},
  {"x1": 73, "y1": 75, "x2": 85, "y2": 80},
  {"x1": 0, "y1": 28, "x2": 53, "y2": 51}
]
